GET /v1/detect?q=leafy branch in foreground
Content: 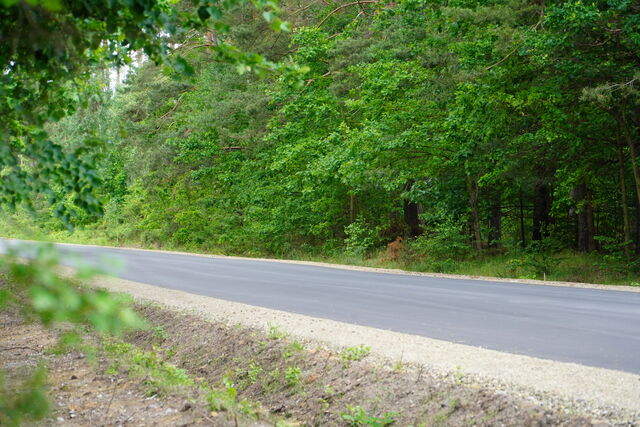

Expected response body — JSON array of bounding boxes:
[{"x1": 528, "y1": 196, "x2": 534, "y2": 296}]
[
  {"x1": 0, "y1": 0, "x2": 302, "y2": 226},
  {"x1": 0, "y1": 243, "x2": 145, "y2": 423},
  {"x1": 0, "y1": 365, "x2": 49, "y2": 427},
  {"x1": 0, "y1": 244, "x2": 144, "y2": 335}
]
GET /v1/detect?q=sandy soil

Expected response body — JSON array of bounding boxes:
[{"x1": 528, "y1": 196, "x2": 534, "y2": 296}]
[{"x1": 0, "y1": 311, "x2": 246, "y2": 426}]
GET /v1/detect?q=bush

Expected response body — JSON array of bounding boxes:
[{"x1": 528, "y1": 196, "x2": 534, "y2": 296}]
[
  {"x1": 504, "y1": 238, "x2": 563, "y2": 279},
  {"x1": 344, "y1": 218, "x2": 384, "y2": 256},
  {"x1": 411, "y1": 220, "x2": 470, "y2": 260}
]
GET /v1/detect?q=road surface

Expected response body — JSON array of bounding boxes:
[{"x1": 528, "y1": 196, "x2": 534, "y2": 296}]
[{"x1": 2, "y1": 238, "x2": 639, "y2": 374}]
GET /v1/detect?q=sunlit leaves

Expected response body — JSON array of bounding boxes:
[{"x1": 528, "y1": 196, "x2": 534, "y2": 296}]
[
  {"x1": 1, "y1": 243, "x2": 145, "y2": 336},
  {"x1": 0, "y1": 0, "x2": 296, "y2": 226}
]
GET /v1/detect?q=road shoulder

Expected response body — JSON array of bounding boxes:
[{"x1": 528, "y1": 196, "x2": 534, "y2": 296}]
[{"x1": 90, "y1": 273, "x2": 640, "y2": 422}]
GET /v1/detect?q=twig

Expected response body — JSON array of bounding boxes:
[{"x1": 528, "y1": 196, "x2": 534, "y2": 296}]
[
  {"x1": 352, "y1": 10, "x2": 365, "y2": 25},
  {"x1": 317, "y1": 0, "x2": 378, "y2": 27},
  {"x1": 485, "y1": 7, "x2": 545, "y2": 71},
  {"x1": 290, "y1": 0, "x2": 322, "y2": 16},
  {"x1": 269, "y1": 32, "x2": 283, "y2": 50},
  {"x1": 155, "y1": 91, "x2": 191, "y2": 131},
  {"x1": 158, "y1": 95, "x2": 185, "y2": 121},
  {"x1": 355, "y1": 0, "x2": 369, "y2": 16},
  {"x1": 415, "y1": 364, "x2": 424, "y2": 383},
  {"x1": 0, "y1": 346, "x2": 40, "y2": 352},
  {"x1": 321, "y1": 351, "x2": 332, "y2": 372},
  {"x1": 102, "y1": 379, "x2": 119, "y2": 420},
  {"x1": 123, "y1": 410, "x2": 137, "y2": 424},
  {"x1": 485, "y1": 45, "x2": 518, "y2": 71},
  {"x1": 203, "y1": 414, "x2": 217, "y2": 424}
]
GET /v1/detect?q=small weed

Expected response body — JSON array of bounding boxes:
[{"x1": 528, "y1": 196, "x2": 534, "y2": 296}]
[
  {"x1": 340, "y1": 405, "x2": 397, "y2": 426},
  {"x1": 262, "y1": 368, "x2": 282, "y2": 394},
  {"x1": 222, "y1": 375, "x2": 237, "y2": 400},
  {"x1": 453, "y1": 365, "x2": 464, "y2": 384},
  {"x1": 267, "y1": 324, "x2": 288, "y2": 340},
  {"x1": 283, "y1": 341, "x2": 304, "y2": 359},
  {"x1": 324, "y1": 385, "x2": 336, "y2": 396},
  {"x1": 104, "y1": 362, "x2": 119, "y2": 375},
  {"x1": 151, "y1": 326, "x2": 169, "y2": 342},
  {"x1": 268, "y1": 368, "x2": 281, "y2": 382},
  {"x1": 340, "y1": 345, "x2": 371, "y2": 367},
  {"x1": 47, "y1": 331, "x2": 84, "y2": 356},
  {"x1": 285, "y1": 366, "x2": 301, "y2": 387},
  {"x1": 100, "y1": 334, "x2": 265, "y2": 422},
  {"x1": 247, "y1": 362, "x2": 263, "y2": 384},
  {"x1": 165, "y1": 345, "x2": 177, "y2": 359},
  {"x1": 318, "y1": 397, "x2": 330, "y2": 409},
  {"x1": 206, "y1": 390, "x2": 232, "y2": 412},
  {"x1": 432, "y1": 398, "x2": 460, "y2": 426}
]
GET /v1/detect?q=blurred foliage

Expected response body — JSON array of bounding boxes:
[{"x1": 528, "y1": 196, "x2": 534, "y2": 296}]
[
  {"x1": 0, "y1": 365, "x2": 49, "y2": 426},
  {"x1": 0, "y1": 244, "x2": 144, "y2": 334},
  {"x1": 0, "y1": 242, "x2": 145, "y2": 423},
  {"x1": 0, "y1": 0, "x2": 302, "y2": 227}
]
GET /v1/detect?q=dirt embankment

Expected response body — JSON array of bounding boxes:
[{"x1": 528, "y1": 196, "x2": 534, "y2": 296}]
[
  {"x1": 2, "y1": 302, "x2": 634, "y2": 426},
  {"x1": 0, "y1": 310, "x2": 226, "y2": 426},
  {"x1": 127, "y1": 304, "x2": 608, "y2": 426}
]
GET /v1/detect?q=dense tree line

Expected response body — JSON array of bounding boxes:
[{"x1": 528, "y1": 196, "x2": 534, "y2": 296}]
[{"x1": 32, "y1": 0, "x2": 640, "y2": 280}]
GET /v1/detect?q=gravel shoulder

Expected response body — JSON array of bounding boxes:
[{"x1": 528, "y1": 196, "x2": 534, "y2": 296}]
[{"x1": 90, "y1": 273, "x2": 640, "y2": 423}]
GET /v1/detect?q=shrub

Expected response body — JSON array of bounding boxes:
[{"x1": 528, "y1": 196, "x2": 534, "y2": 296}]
[
  {"x1": 411, "y1": 220, "x2": 470, "y2": 260},
  {"x1": 344, "y1": 218, "x2": 384, "y2": 256}
]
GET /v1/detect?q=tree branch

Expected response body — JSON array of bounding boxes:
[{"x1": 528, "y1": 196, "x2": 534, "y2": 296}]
[{"x1": 317, "y1": 1, "x2": 378, "y2": 27}]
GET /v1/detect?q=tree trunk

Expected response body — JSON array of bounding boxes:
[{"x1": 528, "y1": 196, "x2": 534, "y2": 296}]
[
  {"x1": 636, "y1": 196, "x2": 640, "y2": 254},
  {"x1": 403, "y1": 181, "x2": 422, "y2": 237},
  {"x1": 403, "y1": 199, "x2": 421, "y2": 237},
  {"x1": 488, "y1": 196, "x2": 501, "y2": 248},
  {"x1": 136, "y1": 50, "x2": 144, "y2": 67},
  {"x1": 620, "y1": 109, "x2": 640, "y2": 208},
  {"x1": 617, "y1": 139, "x2": 632, "y2": 258},
  {"x1": 466, "y1": 175, "x2": 482, "y2": 250},
  {"x1": 519, "y1": 191, "x2": 526, "y2": 248},
  {"x1": 349, "y1": 193, "x2": 355, "y2": 223},
  {"x1": 532, "y1": 182, "x2": 551, "y2": 241},
  {"x1": 573, "y1": 183, "x2": 596, "y2": 252}
]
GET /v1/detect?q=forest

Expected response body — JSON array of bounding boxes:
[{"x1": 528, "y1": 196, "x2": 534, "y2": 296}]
[
  {"x1": 4, "y1": 1, "x2": 640, "y2": 424},
  {"x1": 4, "y1": 0, "x2": 640, "y2": 285}
]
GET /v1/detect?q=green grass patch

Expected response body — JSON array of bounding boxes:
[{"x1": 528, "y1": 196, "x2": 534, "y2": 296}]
[{"x1": 101, "y1": 338, "x2": 265, "y2": 420}]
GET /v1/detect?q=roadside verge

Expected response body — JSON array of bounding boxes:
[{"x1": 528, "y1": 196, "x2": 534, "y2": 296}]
[{"x1": 89, "y1": 272, "x2": 640, "y2": 422}]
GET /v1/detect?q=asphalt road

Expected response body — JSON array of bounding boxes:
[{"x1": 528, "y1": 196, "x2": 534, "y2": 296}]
[{"x1": 2, "y1": 238, "x2": 640, "y2": 374}]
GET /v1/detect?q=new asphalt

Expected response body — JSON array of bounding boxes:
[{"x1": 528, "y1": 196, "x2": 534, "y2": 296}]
[{"x1": 2, "y1": 239, "x2": 639, "y2": 374}]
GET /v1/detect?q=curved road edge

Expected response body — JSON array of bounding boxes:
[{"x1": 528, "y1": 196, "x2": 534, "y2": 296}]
[
  {"x1": 77, "y1": 268, "x2": 640, "y2": 417},
  {"x1": 10, "y1": 237, "x2": 640, "y2": 293}
]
